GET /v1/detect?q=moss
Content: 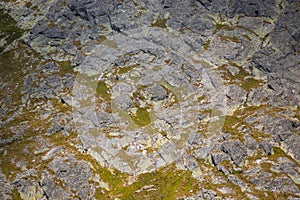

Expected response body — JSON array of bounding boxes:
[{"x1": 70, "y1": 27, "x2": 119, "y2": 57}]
[
  {"x1": 11, "y1": 187, "x2": 22, "y2": 200},
  {"x1": 105, "y1": 39, "x2": 119, "y2": 49},
  {"x1": 215, "y1": 23, "x2": 234, "y2": 32},
  {"x1": 0, "y1": 9, "x2": 24, "y2": 52},
  {"x1": 96, "y1": 81, "x2": 111, "y2": 101},
  {"x1": 130, "y1": 107, "x2": 151, "y2": 127},
  {"x1": 151, "y1": 18, "x2": 168, "y2": 28},
  {"x1": 97, "y1": 35, "x2": 107, "y2": 44},
  {"x1": 218, "y1": 62, "x2": 263, "y2": 92},
  {"x1": 203, "y1": 40, "x2": 211, "y2": 50},
  {"x1": 219, "y1": 35, "x2": 241, "y2": 43},
  {"x1": 94, "y1": 164, "x2": 199, "y2": 200},
  {"x1": 242, "y1": 34, "x2": 252, "y2": 41},
  {"x1": 114, "y1": 64, "x2": 139, "y2": 75},
  {"x1": 55, "y1": 61, "x2": 75, "y2": 75},
  {"x1": 25, "y1": 1, "x2": 32, "y2": 8},
  {"x1": 241, "y1": 78, "x2": 262, "y2": 91},
  {"x1": 73, "y1": 40, "x2": 82, "y2": 48}
]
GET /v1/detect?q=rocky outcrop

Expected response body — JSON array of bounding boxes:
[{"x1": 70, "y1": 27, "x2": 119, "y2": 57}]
[{"x1": 0, "y1": 0, "x2": 299, "y2": 199}]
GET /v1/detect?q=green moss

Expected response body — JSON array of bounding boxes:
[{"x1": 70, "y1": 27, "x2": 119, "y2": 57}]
[
  {"x1": 222, "y1": 115, "x2": 241, "y2": 135},
  {"x1": 218, "y1": 62, "x2": 263, "y2": 92},
  {"x1": 130, "y1": 107, "x2": 151, "y2": 127},
  {"x1": 242, "y1": 34, "x2": 252, "y2": 41},
  {"x1": 215, "y1": 23, "x2": 234, "y2": 32},
  {"x1": 116, "y1": 64, "x2": 139, "y2": 75},
  {"x1": 219, "y1": 35, "x2": 241, "y2": 43},
  {"x1": 11, "y1": 187, "x2": 22, "y2": 200},
  {"x1": 55, "y1": 61, "x2": 74, "y2": 75},
  {"x1": 94, "y1": 164, "x2": 199, "y2": 200},
  {"x1": 73, "y1": 40, "x2": 82, "y2": 49},
  {"x1": 97, "y1": 35, "x2": 107, "y2": 44},
  {"x1": 96, "y1": 81, "x2": 111, "y2": 101},
  {"x1": 241, "y1": 78, "x2": 261, "y2": 91},
  {"x1": 151, "y1": 18, "x2": 168, "y2": 28},
  {"x1": 0, "y1": 9, "x2": 24, "y2": 52},
  {"x1": 203, "y1": 40, "x2": 211, "y2": 50}
]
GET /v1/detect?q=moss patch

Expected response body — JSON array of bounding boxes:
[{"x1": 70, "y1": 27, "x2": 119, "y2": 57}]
[
  {"x1": 94, "y1": 164, "x2": 199, "y2": 200},
  {"x1": 219, "y1": 35, "x2": 241, "y2": 43},
  {"x1": 96, "y1": 81, "x2": 111, "y2": 101},
  {"x1": 151, "y1": 18, "x2": 168, "y2": 28},
  {"x1": 0, "y1": 9, "x2": 24, "y2": 52},
  {"x1": 130, "y1": 107, "x2": 151, "y2": 127},
  {"x1": 203, "y1": 40, "x2": 211, "y2": 50},
  {"x1": 114, "y1": 64, "x2": 140, "y2": 75},
  {"x1": 55, "y1": 60, "x2": 74, "y2": 75},
  {"x1": 218, "y1": 62, "x2": 264, "y2": 92}
]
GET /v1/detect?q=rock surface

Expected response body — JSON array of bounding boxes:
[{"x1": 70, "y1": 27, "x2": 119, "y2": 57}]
[{"x1": 0, "y1": 0, "x2": 299, "y2": 199}]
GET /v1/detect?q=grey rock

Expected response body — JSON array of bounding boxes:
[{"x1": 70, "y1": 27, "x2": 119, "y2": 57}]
[
  {"x1": 244, "y1": 135, "x2": 259, "y2": 151},
  {"x1": 271, "y1": 157, "x2": 300, "y2": 184},
  {"x1": 221, "y1": 140, "x2": 247, "y2": 166},
  {"x1": 282, "y1": 134, "x2": 300, "y2": 162},
  {"x1": 0, "y1": 171, "x2": 13, "y2": 200},
  {"x1": 226, "y1": 0, "x2": 278, "y2": 18},
  {"x1": 226, "y1": 85, "x2": 247, "y2": 107},
  {"x1": 228, "y1": 174, "x2": 250, "y2": 192},
  {"x1": 48, "y1": 157, "x2": 94, "y2": 199},
  {"x1": 211, "y1": 152, "x2": 231, "y2": 166},
  {"x1": 42, "y1": 146, "x2": 62, "y2": 160},
  {"x1": 259, "y1": 140, "x2": 273, "y2": 155},
  {"x1": 265, "y1": 177, "x2": 300, "y2": 194},
  {"x1": 252, "y1": 3, "x2": 300, "y2": 87},
  {"x1": 40, "y1": 170, "x2": 70, "y2": 200},
  {"x1": 12, "y1": 178, "x2": 44, "y2": 200},
  {"x1": 143, "y1": 84, "x2": 168, "y2": 101},
  {"x1": 39, "y1": 62, "x2": 59, "y2": 74}
]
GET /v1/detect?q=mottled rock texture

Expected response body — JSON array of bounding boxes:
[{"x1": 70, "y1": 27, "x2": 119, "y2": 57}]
[{"x1": 0, "y1": 0, "x2": 299, "y2": 199}]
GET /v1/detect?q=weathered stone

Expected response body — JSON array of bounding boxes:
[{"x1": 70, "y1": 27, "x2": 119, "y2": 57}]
[
  {"x1": 211, "y1": 152, "x2": 231, "y2": 166},
  {"x1": 221, "y1": 140, "x2": 247, "y2": 166},
  {"x1": 48, "y1": 157, "x2": 94, "y2": 199},
  {"x1": 282, "y1": 134, "x2": 300, "y2": 162},
  {"x1": 259, "y1": 140, "x2": 273, "y2": 155}
]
